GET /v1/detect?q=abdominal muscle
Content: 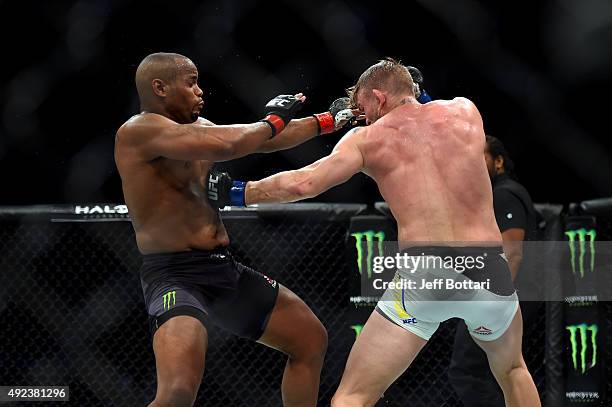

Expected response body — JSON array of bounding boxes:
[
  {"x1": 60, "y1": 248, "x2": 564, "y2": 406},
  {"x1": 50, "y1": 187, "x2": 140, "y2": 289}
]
[{"x1": 123, "y1": 159, "x2": 230, "y2": 254}]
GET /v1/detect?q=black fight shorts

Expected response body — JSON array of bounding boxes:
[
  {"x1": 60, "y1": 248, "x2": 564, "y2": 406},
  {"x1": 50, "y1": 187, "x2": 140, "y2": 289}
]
[{"x1": 140, "y1": 247, "x2": 279, "y2": 340}]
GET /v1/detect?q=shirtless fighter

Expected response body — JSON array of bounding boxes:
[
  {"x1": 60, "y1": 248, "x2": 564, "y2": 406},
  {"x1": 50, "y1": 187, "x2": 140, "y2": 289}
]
[
  {"x1": 114, "y1": 52, "x2": 357, "y2": 407},
  {"x1": 212, "y1": 59, "x2": 541, "y2": 407}
]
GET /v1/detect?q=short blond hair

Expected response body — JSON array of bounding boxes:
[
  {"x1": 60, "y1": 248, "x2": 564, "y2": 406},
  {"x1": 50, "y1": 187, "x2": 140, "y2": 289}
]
[{"x1": 347, "y1": 58, "x2": 415, "y2": 108}]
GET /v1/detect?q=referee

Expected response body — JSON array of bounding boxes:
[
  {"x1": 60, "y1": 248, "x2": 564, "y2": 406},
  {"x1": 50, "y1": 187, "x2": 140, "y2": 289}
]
[{"x1": 448, "y1": 135, "x2": 540, "y2": 406}]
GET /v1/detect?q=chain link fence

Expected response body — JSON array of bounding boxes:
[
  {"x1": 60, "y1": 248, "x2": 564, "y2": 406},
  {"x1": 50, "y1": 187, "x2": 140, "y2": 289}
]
[{"x1": 0, "y1": 203, "x2": 576, "y2": 406}]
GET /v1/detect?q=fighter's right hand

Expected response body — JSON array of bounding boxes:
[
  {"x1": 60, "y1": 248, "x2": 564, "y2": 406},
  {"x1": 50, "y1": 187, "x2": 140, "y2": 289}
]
[
  {"x1": 206, "y1": 169, "x2": 247, "y2": 208},
  {"x1": 313, "y1": 97, "x2": 361, "y2": 135},
  {"x1": 260, "y1": 94, "x2": 305, "y2": 138}
]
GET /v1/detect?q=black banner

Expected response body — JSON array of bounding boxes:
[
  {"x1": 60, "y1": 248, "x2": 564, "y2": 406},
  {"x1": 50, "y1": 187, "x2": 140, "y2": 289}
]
[{"x1": 564, "y1": 216, "x2": 605, "y2": 406}]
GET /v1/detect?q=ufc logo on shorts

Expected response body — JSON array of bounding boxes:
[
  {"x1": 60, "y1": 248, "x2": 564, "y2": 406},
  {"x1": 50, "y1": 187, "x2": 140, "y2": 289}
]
[{"x1": 208, "y1": 174, "x2": 219, "y2": 200}]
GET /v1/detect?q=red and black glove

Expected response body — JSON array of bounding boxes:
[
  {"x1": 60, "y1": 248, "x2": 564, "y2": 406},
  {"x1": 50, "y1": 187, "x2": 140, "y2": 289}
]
[
  {"x1": 260, "y1": 94, "x2": 305, "y2": 137},
  {"x1": 313, "y1": 97, "x2": 359, "y2": 135}
]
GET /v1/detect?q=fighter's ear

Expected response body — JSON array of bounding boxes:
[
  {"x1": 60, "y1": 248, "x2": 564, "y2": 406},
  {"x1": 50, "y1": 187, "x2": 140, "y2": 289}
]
[
  {"x1": 372, "y1": 89, "x2": 386, "y2": 107},
  {"x1": 152, "y1": 79, "x2": 168, "y2": 97}
]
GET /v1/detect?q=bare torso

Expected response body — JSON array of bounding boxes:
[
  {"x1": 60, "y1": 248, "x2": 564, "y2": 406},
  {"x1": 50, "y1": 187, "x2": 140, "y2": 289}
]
[
  {"x1": 360, "y1": 98, "x2": 501, "y2": 245},
  {"x1": 115, "y1": 115, "x2": 229, "y2": 254}
]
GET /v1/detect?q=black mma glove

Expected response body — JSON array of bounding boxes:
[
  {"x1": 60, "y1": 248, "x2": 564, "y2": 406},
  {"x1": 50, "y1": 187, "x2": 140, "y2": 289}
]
[
  {"x1": 206, "y1": 169, "x2": 247, "y2": 208},
  {"x1": 260, "y1": 94, "x2": 304, "y2": 137},
  {"x1": 313, "y1": 97, "x2": 359, "y2": 135}
]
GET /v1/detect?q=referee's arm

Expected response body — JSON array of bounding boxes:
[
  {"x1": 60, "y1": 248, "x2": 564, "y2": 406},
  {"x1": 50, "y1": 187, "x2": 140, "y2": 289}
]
[{"x1": 493, "y1": 190, "x2": 527, "y2": 281}]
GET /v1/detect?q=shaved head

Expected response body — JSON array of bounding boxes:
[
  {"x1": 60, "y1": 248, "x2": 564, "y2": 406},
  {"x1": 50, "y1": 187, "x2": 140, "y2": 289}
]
[
  {"x1": 135, "y1": 52, "x2": 195, "y2": 103},
  {"x1": 134, "y1": 52, "x2": 203, "y2": 123}
]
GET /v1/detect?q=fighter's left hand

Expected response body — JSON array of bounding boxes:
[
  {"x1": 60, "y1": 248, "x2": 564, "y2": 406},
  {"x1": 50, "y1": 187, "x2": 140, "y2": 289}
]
[{"x1": 206, "y1": 169, "x2": 247, "y2": 208}]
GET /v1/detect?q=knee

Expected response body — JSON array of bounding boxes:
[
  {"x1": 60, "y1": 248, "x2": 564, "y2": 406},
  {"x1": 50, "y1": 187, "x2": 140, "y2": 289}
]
[
  {"x1": 292, "y1": 317, "x2": 328, "y2": 362},
  {"x1": 490, "y1": 356, "x2": 526, "y2": 381},
  {"x1": 301, "y1": 319, "x2": 328, "y2": 361},
  {"x1": 153, "y1": 381, "x2": 198, "y2": 407},
  {"x1": 308, "y1": 319, "x2": 328, "y2": 359}
]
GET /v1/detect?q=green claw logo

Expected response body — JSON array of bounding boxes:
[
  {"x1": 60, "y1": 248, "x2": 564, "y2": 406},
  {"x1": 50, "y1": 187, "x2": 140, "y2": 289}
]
[
  {"x1": 350, "y1": 324, "x2": 364, "y2": 340},
  {"x1": 565, "y1": 228, "x2": 596, "y2": 278},
  {"x1": 351, "y1": 231, "x2": 385, "y2": 279},
  {"x1": 163, "y1": 290, "x2": 176, "y2": 311},
  {"x1": 566, "y1": 324, "x2": 598, "y2": 374}
]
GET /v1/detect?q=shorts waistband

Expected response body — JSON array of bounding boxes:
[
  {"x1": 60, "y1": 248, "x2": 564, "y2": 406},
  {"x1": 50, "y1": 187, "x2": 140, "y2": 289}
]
[
  {"x1": 141, "y1": 246, "x2": 230, "y2": 265},
  {"x1": 400, "y1": 245, "x2": 504, "y2": 258}
]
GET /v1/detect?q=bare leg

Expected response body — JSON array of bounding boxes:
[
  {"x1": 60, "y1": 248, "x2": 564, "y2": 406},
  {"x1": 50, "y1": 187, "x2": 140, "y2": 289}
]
[
  {"x1": 148, "y1": 315, "x2": 207, "y2": 407},
  {"x1": 331, "y1": 311, "x2": 427, "y2": 407},
  {"x1": 473, "y1": 308, "x2": 541, "y2": 407},
  {"x1": 258, "y1": 285, "x2": 328, "y2": 407}
]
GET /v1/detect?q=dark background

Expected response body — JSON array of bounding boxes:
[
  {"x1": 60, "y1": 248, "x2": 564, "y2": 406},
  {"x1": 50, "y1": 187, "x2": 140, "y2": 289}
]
[{"x1": 2, "y1": 0, "x2": 611, "y2": 206}]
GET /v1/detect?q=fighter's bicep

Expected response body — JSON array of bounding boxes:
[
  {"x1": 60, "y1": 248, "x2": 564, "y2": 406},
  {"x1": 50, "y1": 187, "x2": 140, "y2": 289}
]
[
  {"x1": 310, "y1": 135, "x2": 364, "y2": 190},
  {"x1": 138, "y1": 121, "x2": 233, "y2": 161}
]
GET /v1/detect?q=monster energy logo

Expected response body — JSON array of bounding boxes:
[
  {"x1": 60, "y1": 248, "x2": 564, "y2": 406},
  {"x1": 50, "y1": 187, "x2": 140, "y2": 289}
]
[
  {"x1": 163, "y1": 290, "x2": 176, "y2": 311},
  {"x1": 350, "y1": 324, "x2": 364, "y2": 340},
  {"x1": 565, "y1": 228, "x2": 596, "y2": 278},
  {"x1": 351, "y1": 230, "x2": 385, "y2": 279},
  {"x1": 566, "y1": 324, "x2": 598, "y2": 374}
]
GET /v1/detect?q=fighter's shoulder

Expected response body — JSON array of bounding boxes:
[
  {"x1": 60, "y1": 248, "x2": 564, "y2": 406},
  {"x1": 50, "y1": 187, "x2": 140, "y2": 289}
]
[
  {"x1": 332, "y1": 126, "x2": 368, "y2": 151},
  {"x1": 195, "y1": 117, "x2": 215, "y2": 126},
  {"x1": 449, "y1": 97, "x2": 479, "y2": 115},
  {"x1": 428, "y1": 97, "x2": 477, "y2": 111},
  {"x1": 341, "y1": 126, "x2": 369, "y2": 143},
  {"x1": 118, "y1": 113, "x2": 167, "y2": 133},
  {"x1": 429, "y1": 98, "x2": 481, "y2": 125},
  {"x1": 450, "y1": 96, "x2": 476, "y2": 106},
  {"x1": 116, "y1": 113, "x2": 175, "y2": 145},
  {"x1": 344, "y1": 125, "x2": 366, "y2": 137}
]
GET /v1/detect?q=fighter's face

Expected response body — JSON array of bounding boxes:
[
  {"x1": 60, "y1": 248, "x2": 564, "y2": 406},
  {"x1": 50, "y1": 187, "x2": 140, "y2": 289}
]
[
  {"x1": 356, "y1": 89, "x2": 383, "y2": 125},
  {"x1": 166, "y1": 62, "x2": 204, "y2": 124}
]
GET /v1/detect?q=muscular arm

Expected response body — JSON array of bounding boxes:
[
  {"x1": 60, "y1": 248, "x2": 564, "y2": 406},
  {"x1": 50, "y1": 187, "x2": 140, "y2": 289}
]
[
  {"x1": 117, "y1": 113, "x2": 274, "y2": 162},
  {"x1": 256, "y1": 98, "x2": 361, "y2": 153},
  {"x1": 256, "y1": 117, "x2": 320, "y2": 153},
  {"x1": 245, "y1": 128, "x2": 365, "y2": 204}
]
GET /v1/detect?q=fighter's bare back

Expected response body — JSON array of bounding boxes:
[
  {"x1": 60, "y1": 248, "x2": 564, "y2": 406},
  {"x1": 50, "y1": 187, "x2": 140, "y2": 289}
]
[
  {"x1": 360, "y1": 98, "x2": 502, "y2": 244},
  {"x1": 115, "y1": 114, "x2": 228, "y2": 254}
]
